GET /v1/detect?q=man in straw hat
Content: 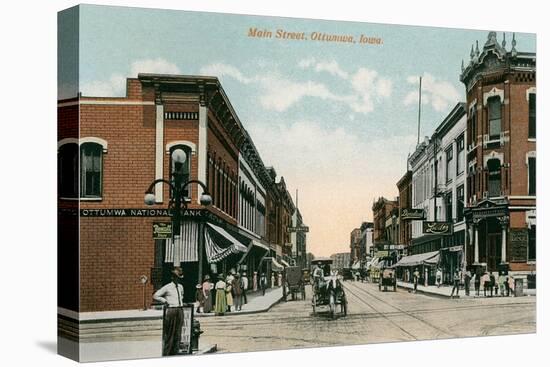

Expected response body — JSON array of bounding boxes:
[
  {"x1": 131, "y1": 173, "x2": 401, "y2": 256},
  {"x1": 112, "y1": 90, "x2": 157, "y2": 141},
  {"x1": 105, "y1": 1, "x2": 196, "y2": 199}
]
[{"x1": 153, "y1": 266, "x2": 185, "y2": 356}]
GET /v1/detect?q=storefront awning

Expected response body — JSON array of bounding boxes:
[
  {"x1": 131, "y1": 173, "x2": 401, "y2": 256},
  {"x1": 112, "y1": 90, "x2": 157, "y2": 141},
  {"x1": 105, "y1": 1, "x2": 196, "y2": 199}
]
[
  {"x1": 238, "y1": 238, "x2": 270, "y2": 264},
  {"x1": 280, "y1": 259, "x2": 290, "y2": 267},
  {"x1": 394, "y1": 250, "x2": 440, "y2": 267},
  {"x1": 271, "y1": 258, "x2": 284, "y2": 271},
  {"x1": 205, "y1": 223, "x2": 248, "y2": 263}
]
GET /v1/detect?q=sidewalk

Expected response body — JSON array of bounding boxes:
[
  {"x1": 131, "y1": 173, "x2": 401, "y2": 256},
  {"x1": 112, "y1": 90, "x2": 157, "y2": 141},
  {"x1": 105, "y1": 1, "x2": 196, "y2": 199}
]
[
  {"x1": 396, "y1": 280, "x2": 536, "y2": 299},
  {"x1": 197, "y1": 286, "x2": 284, "y2": 317}
]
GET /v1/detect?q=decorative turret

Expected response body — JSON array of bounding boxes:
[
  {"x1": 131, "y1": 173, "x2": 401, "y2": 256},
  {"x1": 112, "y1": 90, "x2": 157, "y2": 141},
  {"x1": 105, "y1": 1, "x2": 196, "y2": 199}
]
[
  {"x1": 511, "y1": 32, "x2": 517, "y2": 57},
  {"x1": 460, "y1": 31, "x2": 535, "y2": 91}
]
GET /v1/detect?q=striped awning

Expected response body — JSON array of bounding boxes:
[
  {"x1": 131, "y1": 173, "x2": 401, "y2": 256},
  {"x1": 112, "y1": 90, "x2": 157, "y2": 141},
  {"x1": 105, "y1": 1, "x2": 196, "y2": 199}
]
[
  {"x1": 271, "y1": 258, "x2": 284, "y2": 271},
  {"x1": 205, "y1": 223, "x2": 248, "y2": 263},
  {"x1": 394, "y1": 250, "x2": 440, "y2": 267},
  {"x1": 165, "y1": 221, "x2": 199, "y2": 263}
]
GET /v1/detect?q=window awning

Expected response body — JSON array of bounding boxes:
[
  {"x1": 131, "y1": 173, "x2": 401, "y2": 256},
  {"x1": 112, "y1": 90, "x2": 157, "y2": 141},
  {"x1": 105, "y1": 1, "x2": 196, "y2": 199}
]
[
  {"x1": 165, "y1": 221, "x2": 199, "y2": 263},
  {"x1": 271, "y1": 258, "x2": 284, "y2": 271},
  {"x1": 394, "y1": 250, "x2": 440, "y2": 267},
  {"x1": 280, "y1": 259, "x2": 290, "y2": 267},
  {"x1": 205, "y1": 223, "x2": 248, "y2": 263}
]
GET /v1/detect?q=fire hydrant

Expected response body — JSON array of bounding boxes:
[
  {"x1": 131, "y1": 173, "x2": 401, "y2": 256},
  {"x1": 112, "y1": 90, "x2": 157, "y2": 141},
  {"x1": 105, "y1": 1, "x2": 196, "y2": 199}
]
[{"x1": 191, "y1": 319, "x2": 203, "y2": 351}]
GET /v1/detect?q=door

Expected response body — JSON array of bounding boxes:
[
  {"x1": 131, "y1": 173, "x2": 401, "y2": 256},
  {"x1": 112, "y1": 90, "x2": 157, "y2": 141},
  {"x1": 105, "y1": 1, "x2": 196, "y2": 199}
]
[{"x1": 487, "y1": 234, "x2": 501, "y2": 272}]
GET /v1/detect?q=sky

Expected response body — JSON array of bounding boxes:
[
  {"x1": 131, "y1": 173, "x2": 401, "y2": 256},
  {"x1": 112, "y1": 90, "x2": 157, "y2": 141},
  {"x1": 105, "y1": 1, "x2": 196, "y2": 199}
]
[{"x1": 60, "y1": 4, "x2": 536, "y2": 257}]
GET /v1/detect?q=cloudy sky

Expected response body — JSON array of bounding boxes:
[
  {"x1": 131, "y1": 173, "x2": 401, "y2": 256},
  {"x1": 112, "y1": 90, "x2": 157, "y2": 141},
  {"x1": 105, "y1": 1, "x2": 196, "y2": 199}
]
[{"x1": 61, "y1": 5, "x2": 536, "y2": 257}]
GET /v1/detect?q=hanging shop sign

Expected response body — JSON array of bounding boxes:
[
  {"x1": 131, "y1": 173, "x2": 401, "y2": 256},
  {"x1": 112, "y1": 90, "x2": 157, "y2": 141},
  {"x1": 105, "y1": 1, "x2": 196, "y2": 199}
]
[
  {"x1": 401, "y1": 208, "x2": 425, "y2": 220},
  {"x1": 152, "y1": 222, "x2": 172, "y2": 239},
  {"x1": 287, "y1": 226, "x2": 309, "y2": 233},
  {"x1": 423, "y1": 221, "x2": 453, "y2": 235}
]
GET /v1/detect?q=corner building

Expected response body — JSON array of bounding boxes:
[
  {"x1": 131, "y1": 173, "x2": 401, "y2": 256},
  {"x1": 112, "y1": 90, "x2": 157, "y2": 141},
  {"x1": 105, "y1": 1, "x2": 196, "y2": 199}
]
[
  {"x1": 460, "y1": 32, "x2": 536, "y2": 284},
  {"x1": 58, "y1": 74, "x2": 294, "y2": 312}
]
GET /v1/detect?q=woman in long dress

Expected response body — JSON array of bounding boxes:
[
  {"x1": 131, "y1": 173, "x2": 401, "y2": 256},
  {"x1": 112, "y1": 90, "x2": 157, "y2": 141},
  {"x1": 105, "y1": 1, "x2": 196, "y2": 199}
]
[
  {"x1": 214, "y1": 276, "x2": 227, "y2": 315},
  {"x1": 202, "y1": 275, "x2": 213, "y2": 313},
  {"x1": 232, "y1": 274, "x2": 243, "y2": 311},
  {"x1": 225, "y1": 273, "x2": 234, "y2": 312}
]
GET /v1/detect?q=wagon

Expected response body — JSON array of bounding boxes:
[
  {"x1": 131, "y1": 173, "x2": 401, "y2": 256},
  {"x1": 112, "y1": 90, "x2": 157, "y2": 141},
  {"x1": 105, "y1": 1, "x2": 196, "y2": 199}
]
[
  {"x1": 284, "y1": 266, "x2": 305, "y2": 301},
  {"x1": 379, "y1": 267, "x2": 397, "y2": 292},
  {"x1": 312, "y1": 274, "x2": 347, "y2": 319}
]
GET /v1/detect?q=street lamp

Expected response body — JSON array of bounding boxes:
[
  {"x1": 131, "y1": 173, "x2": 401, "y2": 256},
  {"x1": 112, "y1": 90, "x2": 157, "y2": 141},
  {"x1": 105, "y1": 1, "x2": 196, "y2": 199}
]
[{"x1": 144, "y1": 148, "x2": 212, "y2": 238}]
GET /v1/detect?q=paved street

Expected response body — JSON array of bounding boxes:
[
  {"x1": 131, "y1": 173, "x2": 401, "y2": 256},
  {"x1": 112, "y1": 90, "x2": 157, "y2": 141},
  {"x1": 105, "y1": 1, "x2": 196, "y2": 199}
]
[{"x1": 200, "y1": 281, "x2": 535, "y2": 353}]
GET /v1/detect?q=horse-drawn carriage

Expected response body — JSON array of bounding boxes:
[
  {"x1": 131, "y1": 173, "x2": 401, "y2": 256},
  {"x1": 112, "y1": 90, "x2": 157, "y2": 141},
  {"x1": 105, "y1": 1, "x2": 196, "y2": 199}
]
[
  {"x1": 379, "y1": 267, "x2": 397, "y2": 292},
  {"x1": 284, "y1": 266, "x2": 306, "y2": 301},
  {"x1": 311, "y1": 259, "x2": 348, "y2": 319}
]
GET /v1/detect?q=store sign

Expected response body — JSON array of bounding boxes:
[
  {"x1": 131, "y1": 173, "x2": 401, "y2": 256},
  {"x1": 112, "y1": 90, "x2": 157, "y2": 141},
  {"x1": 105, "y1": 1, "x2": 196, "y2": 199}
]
[
  {"x1": 423, "y1": 221, "x2": 453, "y2": 235},
  {"x1": 287, "y1": 226, "x2": 309, "y2": 233},
  {"x1": 401, "y1": 208, "x2": 425, "y2": 220},
  {"x1": 153, "y1": 222, "x2": 172, "y2": 239},
  {"x1": 375, "y1": 251, "x2": 389, "y2": 258},
  {"x1": 80, "y1": 208, "x2": 202, "y2": 218}
]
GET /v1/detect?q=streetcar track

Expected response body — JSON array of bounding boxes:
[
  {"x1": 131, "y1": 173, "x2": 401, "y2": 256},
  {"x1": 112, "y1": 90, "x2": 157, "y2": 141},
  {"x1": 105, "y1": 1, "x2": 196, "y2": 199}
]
[
  {"x1": 200, "y1": 302, "x2": 534, "y2": 328},
  {"x1": 343, "y1": 283, "x2": 419, "y2": 340},
  {"x1": 344, "y1": 282, "x2": 456, "y2": 339}
]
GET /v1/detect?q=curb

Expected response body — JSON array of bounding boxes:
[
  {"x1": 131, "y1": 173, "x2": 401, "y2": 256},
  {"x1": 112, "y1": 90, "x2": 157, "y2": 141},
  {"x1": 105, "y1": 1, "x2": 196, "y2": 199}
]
[
  {"x1": 397, "y1": 284, "x2": 455, "y2": 299},
  {"x1": 195, "y1": 295, "x2": 283, "y2": 318}
]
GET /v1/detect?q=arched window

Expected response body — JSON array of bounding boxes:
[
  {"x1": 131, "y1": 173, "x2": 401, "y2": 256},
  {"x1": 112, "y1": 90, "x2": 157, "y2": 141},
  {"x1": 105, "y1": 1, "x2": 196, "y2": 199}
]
[
  {"x1": 487, "y1": 158, "x2": 501, "y2": 197},
  {"x1": 58, "y1": 143, "x2": 78, "y2": 198},
  {"x1": 80, "y1": 143, "x2": 103, "y2": 198},
  {"x1": 488, "y1": 97, "x2": 502, "y2": 140},
  {"x1": 169, "y1": 145, "x2": 191, "y2": 199}
]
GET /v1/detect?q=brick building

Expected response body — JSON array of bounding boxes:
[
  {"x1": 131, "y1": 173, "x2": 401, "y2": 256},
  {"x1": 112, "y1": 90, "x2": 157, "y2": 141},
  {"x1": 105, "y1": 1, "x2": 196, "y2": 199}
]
[
  {"x1": 349, "y1": 228, "x2": 361, "y2": 264},
  {"x1": 58, "y1": 74, "x2": 299, "y2": 313},
  {"x1": 396, "y1": 171, "x2": 413, "y2": 252},
  {"x1": 372, "y1": 197, "x2": 399, "y2": 258},
  {"x1": 460, "y1": 32, "x2": 536, "y2": 282}
]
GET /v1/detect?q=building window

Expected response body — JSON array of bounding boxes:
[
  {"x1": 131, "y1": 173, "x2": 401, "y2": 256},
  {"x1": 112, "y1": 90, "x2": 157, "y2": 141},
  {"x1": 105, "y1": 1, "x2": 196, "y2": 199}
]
[
  {"x1": 445, "y1": 192, "x2": 452, "y2": 223},
  {"x1": 456, "y1": 136, "x2": 464, "y2": 175},
  {"x1": 169, "y1": 145, "x2": 191, "y2": 199},
  {"x1": 528, "y1": 225, "x2": 536, "y2": 261},
  {"x1": 446, "y1": 147, "x2": 453, "y2": 182},
  {"x1": 528, "y1": 157, "x2": 536, "y2": 196},
  {"x1": 487, "y1": 158, "x2": 501, "y2": 198},
  {"x1": 80, "y1": 143, "x2": 103, "y2": 198},
  {"x1": 469, "y1": 107, "x2": 477, "y2": 146},
  {"x1": 457, "y1": 185, "x2": 464, "y2": 222},
  {"x1": 529, "y1": 93, "x2": 536, "y2": 139},
  {"x1": 58, "y1": 143, "x2": 78, "y2": 198},
  {"x1": 488, "y1": 97, "x2": 502, "y2": 140}
]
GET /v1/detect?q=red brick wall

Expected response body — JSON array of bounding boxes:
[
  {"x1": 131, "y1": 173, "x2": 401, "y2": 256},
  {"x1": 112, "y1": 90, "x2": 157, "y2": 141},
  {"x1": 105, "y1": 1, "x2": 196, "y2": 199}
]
[{"x1": 79, "y1": 217, "x2": 155, "y2": 312}]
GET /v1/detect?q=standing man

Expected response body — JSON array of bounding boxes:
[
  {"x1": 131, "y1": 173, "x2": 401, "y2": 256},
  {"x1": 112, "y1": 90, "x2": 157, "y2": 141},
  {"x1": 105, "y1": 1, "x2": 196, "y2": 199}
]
[
  {"x1": 450, "y1": 270, "x2": 460, "y2": 298},
  {"x1": 436, "y1": 268, "x2": 443, "y2": 288},
  {"x1": 153, "y1": 267, "x2": 185, "y2": 356},
  {"x1": 242, "y1": 272, "x2": 249, "y2": 304},
  {"x1": 464, "y1": 269, "x2": 472, "y2": 296},
  {"x1": 260, "y1": 272, "x2": 267, "y2": 296},
  {"x1": 413, "y1": 268, "x2": 420, "y2": 293},
  {"x1": 474, "y1": 270, "x2": 481, "y2": 296}
]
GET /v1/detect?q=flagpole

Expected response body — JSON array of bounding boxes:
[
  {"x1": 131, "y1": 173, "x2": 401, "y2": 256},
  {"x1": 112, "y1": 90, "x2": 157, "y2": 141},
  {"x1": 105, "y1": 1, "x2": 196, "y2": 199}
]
[{"x1": 417, "y1": 76, "x2": 422, "y2": 146}]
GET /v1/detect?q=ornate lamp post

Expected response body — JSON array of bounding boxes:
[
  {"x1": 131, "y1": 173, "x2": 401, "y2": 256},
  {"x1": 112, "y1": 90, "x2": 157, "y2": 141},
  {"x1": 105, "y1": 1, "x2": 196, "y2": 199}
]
[{"x1": 144, "y1": 148, "x2": 212, "y2": 249}]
